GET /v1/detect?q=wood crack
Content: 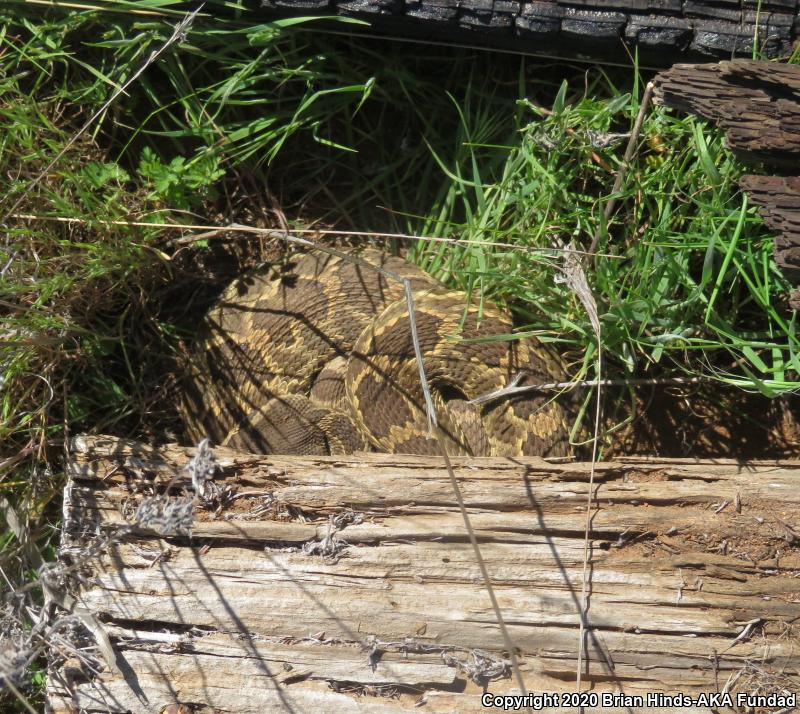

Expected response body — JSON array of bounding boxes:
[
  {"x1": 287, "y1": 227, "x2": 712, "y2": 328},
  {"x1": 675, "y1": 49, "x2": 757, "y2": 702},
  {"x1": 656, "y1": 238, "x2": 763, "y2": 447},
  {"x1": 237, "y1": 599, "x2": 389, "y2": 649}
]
[{"x1": 48, "y1": 436, "x2": 800, "y2": 713}]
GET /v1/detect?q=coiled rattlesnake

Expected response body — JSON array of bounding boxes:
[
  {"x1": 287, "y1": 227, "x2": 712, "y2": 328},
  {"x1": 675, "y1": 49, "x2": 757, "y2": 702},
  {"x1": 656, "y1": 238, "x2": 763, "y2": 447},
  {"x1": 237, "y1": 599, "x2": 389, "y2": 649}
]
[{"x1": 182, "y1": 249, "x2": 569, "y2": 457}]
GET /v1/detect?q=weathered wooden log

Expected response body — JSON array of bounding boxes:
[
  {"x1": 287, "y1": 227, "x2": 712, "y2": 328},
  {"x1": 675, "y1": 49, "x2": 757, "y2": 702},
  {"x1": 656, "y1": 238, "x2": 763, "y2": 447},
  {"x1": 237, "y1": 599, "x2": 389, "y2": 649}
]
[
  {"x1": 653, "y1": 60, "x2": 800, "y2": 168},
  {"x1": 255, "y1": 0, "x2": 799, "y2": 63},
  {"x1": 740, "y1": 175, "x2": 800, "y2": 290},
  {"x1": 653, "y1": 60, "x2": 800, "y2": 289},
  {"x1": 48, "y1": 436, "x2": 800, "y2": 712}
]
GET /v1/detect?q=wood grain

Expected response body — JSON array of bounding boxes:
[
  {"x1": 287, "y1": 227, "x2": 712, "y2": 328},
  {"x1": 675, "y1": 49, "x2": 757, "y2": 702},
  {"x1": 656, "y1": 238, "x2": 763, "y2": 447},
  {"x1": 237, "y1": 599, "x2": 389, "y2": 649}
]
[{"x1": 48, "y1": 436, "x2": 800, "y2": 712}]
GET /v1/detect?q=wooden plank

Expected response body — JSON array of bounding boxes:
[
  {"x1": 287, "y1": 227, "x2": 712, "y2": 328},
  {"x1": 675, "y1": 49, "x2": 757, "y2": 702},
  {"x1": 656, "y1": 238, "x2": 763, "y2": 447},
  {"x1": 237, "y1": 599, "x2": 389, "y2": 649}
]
[{"x1": 48, "y1": 436, "x2": 800, "y2": 712}]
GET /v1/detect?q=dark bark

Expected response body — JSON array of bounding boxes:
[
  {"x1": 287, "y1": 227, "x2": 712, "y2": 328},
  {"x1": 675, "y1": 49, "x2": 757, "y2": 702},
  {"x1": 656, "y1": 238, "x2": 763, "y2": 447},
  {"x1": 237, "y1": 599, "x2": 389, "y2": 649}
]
[{"x1": 255, "y1": 0, "x2": 798, "y2": 63}]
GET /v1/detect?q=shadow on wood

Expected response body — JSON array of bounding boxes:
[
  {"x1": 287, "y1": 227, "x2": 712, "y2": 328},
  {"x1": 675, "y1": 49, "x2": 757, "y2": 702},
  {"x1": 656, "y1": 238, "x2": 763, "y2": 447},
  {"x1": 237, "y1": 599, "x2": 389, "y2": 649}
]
[{"x1": 47, "y1": 436, "x2": 800, "y2": 712}]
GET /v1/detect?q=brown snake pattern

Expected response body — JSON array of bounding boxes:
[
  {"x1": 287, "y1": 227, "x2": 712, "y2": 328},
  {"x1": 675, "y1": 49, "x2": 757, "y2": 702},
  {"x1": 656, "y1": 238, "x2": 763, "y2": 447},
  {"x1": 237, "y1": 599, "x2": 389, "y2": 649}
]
[{"x1": 182, "y1": 249, "x2": 570, "y2": 457}]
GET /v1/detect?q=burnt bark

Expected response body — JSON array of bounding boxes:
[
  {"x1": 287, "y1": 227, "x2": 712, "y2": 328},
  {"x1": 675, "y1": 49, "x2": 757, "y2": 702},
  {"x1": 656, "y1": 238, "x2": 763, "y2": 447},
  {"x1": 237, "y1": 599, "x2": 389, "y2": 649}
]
[
  {"x1": 253, "y1": 0, "x2": 798, "y2": 63},
  {"x1": 47, "y1": 436, "x2": 800, "y2": 713}
]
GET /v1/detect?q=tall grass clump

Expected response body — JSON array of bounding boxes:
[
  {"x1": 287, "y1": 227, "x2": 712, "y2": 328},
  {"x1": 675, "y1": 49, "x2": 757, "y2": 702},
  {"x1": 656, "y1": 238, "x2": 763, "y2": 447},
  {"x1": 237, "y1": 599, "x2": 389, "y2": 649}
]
[{"x1": 402, "y1": 74, "x2": 797, "y2": 399}]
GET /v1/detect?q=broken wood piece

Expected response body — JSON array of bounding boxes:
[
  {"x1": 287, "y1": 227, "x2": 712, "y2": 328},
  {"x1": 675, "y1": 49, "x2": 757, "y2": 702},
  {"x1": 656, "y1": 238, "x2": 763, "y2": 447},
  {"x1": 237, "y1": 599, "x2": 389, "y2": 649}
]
[
  {"x1": 653, "y1": 60, "x2": 800, "y2": 287},
  {"x1": 739, "y1": 174, "x2": 800, "y2": 285},
  {"x1": 653, "y1": 60, "x2": 800, "y2": 167},
  {"x1": 48, "y1": 436, "x2": 800, "y2": 712}
]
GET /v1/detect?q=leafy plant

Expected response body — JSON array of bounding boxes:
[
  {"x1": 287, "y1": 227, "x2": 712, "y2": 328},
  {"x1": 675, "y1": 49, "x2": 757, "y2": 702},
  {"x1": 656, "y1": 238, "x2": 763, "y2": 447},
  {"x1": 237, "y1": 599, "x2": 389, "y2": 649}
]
[{"x1": 137, "y1": 147, "x2": 224, "y2": 210}]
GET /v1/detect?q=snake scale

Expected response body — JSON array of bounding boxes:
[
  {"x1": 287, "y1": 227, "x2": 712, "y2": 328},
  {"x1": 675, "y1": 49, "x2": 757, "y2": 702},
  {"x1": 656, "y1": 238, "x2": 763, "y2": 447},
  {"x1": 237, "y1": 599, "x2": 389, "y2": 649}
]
[{"x1": 182, "y1": 249, "x2": 570, "y2": 457}]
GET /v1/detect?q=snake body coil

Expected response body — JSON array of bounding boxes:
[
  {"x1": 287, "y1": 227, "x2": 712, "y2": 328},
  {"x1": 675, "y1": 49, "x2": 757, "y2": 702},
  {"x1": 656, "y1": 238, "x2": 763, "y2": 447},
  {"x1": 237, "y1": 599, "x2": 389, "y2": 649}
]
[{"x1": 182, "y1": 249, "x2": 570, "y2": 457}]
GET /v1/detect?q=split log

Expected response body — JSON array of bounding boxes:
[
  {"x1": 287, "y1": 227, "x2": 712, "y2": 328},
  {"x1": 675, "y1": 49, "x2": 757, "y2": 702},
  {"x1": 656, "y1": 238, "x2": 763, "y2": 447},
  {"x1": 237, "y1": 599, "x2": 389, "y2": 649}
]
[
  {"x1": 48, "y1": 436, "x2": 800, "y2": 712},
  {"x1": 254, "y1": 0, "x2": 798, "y2": 63}
]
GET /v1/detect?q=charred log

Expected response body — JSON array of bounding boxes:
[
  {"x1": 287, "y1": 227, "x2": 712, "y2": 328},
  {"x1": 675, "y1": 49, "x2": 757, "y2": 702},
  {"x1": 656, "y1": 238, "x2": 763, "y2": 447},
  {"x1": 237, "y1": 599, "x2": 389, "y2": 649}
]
[{"x1": 254, "y1": 0, "x2": 799, "y2": 63}]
